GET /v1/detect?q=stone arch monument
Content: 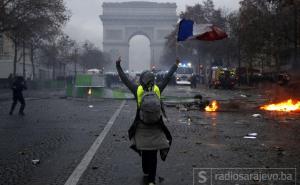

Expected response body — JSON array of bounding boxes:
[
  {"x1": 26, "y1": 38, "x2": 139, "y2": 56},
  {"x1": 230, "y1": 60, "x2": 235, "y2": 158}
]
[{"x1": 100, "y1": 2, "x2": 177, "y2": 70}]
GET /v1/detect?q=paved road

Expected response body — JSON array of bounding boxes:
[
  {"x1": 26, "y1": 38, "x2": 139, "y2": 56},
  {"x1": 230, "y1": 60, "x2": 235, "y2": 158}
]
[
  {"x1": 0, "y1": 97, "x2": 120, "y2": 185},
  {"x1": 0, "y1": 87, "x2": 299, "y2": 185}
]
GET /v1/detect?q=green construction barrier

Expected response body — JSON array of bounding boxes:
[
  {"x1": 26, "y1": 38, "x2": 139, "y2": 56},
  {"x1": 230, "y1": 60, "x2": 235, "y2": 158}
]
[
  {"x1": 66, "y1": 82, "x2": 73, "y2": 97},
  {"x1": 66, "y1": 74, "x2": 134, "y2": 98},
  {"x1": 76, "y1": 75, "x2": 92, "y2": 86}
]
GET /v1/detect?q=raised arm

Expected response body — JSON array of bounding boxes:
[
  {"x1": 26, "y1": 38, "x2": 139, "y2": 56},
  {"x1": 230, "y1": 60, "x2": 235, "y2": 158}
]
[
  {"x1": 116, "y1": 57, "x2": 138, "y2": 96},
  {"x1": 158, "y1": 59, "x2": 179, "y2": 93}
]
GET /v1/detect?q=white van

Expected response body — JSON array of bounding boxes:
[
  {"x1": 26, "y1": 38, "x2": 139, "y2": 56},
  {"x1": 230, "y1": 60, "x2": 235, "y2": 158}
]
[{"x1": 175, "y1": 63, "x2": 194, "y2": 85}]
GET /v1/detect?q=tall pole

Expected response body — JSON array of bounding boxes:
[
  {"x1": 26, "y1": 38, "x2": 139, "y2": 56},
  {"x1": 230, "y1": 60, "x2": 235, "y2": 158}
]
[
  {"x1": 30, "y1": 44, "x2": 35, "y2": 80},
  {"x1": 238, "y1": 25, "x2": 241, "y2": 86},
  {"x1": 13, "y1": 39, "x2": 17, "y2": 77},
  {"x1": 74, "y1": 48, "x2": 78, "y2": 85},
  {"x1": 176, "y1": 42, "x2": 178, "y2": 59},
  {"x1": 22, "y1": 40, "x2": 26, "y2": 79},
  {"x1": 294, "y1": 1, "x2": 298, "y2": 70},
  {"x1": 198, "y1": 43, "x2": 203, "y2": 84},
  {"x1": 198, "y1": 44, "x2": 201, "y2": 74}
]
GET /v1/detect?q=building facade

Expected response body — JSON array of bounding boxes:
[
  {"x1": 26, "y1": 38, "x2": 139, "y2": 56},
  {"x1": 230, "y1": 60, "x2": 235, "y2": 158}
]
[
  {"x1": 0, "y1": 33, "x2": 36, "y2": 80},
  {"x1": 0, "y1": 33, "x2": 67, "y2": 80}
]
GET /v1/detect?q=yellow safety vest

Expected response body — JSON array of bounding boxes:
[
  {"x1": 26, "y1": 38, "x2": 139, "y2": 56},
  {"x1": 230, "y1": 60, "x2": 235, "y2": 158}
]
[{"x1": 137, "y1": 85, "x2": 160, "y2": 108}]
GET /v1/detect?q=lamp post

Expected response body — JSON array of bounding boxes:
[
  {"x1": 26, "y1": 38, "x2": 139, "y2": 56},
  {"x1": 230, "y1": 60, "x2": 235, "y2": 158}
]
[
  {"x1": 293, "y1": 0, "x2": 298, "y2": 69},
  {"x1": 74, "y1": 48, "x2": 78, "y2": 85},
  {"x1": 237, "y1": 19, "x2": 241, "y2": 86}
]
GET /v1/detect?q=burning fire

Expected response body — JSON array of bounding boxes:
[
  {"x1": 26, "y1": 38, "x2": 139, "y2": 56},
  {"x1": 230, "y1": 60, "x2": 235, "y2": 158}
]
[
  {"x1": 260, "y1": 99, "x2": 300, "y2": 112},
  {"x1": 88, "y1": 88, "x2": 92, "y2": 95},
  {"x1": 205, "y1": 100, "x2": 218, "y2": 112}
]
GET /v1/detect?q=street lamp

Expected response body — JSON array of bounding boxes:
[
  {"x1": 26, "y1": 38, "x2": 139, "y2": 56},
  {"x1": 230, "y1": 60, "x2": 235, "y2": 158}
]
[{"x1": 73, "y1": 48, "x2": 78, "y2": 85}]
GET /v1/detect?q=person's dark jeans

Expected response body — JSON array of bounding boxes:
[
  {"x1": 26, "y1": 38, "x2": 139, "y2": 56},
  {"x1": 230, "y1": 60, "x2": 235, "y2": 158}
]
[
  {"x1": 142, "y1": 150, "x2": 158, "y2": 183},
  {"x1": 10, "y1": 93, "x2": 25, "y2": 114}
]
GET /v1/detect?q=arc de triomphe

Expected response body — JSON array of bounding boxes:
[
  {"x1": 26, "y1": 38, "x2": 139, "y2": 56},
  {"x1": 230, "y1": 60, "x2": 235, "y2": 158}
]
[{"x1": 100, "y1": 2, "x2": 177, "y2": 70}]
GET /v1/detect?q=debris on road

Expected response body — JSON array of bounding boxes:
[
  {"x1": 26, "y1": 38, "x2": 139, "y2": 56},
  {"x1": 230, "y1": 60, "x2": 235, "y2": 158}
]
[
  {"x1": 166, "y1": 95, "x2": 210, "y2": 112},
  {"x1": 209, "y1": 153, "x2": 219, "y2": 158},
  {"x1": 275, "y1": 146, "x2": 285, "y2": 156},
  {"x1": 224, "y1": 135, "x2": 231, "y2": 139},
  {"x1": 243, "y1": 133, "x2": 258, "y2": 139},
  {"x1": 179, "y1": 107, "x2": 188, "y2": 112},
  {"x1": 165, "y1": 103, "x2": 176, "y2": 107},
  {"x1": 243, "y1": 136, "x2": 256, "y2": 139},
  {"x1": 187, "y1": 117, "x2": 191, "y2": 125},
  {"x1": 158, "y1": 176, "x2": 165, "y2": 183},
  {"x1": 240, "y1": 94, "x2": 247, "y2": 98},
  {"x1": 252, "y1": 114, "x2": 262, "y2": 118},
  {"x1": 179, "y1": 119, "x2": 188, "y2": 124},
  {"x1": 31, "y1": 159, "x2": 40, "y2": 165},
  {"x1": 248, "y1": 133, "x2": 258, "y2": 136},
  {"x1": 92, "y1": 166, "x2": 99, "y2": 170}
]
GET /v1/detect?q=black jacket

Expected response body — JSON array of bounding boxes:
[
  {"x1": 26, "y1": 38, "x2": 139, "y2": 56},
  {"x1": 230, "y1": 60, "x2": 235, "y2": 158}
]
[{"x1": 11, "y1": 77, "x2": 27, "y2": 95}]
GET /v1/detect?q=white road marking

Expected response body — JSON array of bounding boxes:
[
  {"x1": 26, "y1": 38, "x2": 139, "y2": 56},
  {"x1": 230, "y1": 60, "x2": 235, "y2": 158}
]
[{"x1": 64, "y1": 100, "x2": 126, "y2": 185}]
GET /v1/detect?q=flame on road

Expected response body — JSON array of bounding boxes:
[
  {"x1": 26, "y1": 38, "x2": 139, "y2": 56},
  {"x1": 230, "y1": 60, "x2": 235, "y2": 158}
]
[
  {"x1": 260, "y1": 99, "x2": 300, "y2": 112},
  {"x1": 88, "y1": 88, "x2": 92, "y2": 95},
  {"x1": 205, "y1": 100, "x2": 218, "y2": 112}
]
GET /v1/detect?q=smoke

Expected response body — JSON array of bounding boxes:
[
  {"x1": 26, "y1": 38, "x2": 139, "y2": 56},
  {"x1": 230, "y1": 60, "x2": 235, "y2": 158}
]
[
  {"x1": 129, "y1": 35, "x2": 151, "y2": 72},
  {"x1": 261, "y1": 82, "x2": 300, "y2": 101}
]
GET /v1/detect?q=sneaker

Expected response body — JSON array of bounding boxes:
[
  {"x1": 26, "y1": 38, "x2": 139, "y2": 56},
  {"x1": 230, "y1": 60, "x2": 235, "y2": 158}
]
[{"x1": 148, "y1": 183, "x2": 155, "y2": 185}]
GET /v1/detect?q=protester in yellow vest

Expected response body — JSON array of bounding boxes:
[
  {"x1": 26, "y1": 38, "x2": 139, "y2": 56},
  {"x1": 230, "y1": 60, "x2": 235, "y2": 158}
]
[
  {"x1": 116, "y1": 57, "x2": 179, "y2": 185},
  {"x1": 137, "y1": 84, "x2": 160, "y2": 105}
]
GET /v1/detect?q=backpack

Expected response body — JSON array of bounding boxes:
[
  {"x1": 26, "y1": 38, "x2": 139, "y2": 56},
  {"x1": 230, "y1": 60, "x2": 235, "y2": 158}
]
[{"x1": 139, "y1": 91, "x2": 162, "y2": 124}]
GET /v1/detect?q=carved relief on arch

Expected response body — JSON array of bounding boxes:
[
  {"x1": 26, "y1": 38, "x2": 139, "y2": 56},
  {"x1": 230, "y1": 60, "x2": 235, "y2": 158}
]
[{"x1": 104, "y1": 29, "x2": 123, "y2": 40}]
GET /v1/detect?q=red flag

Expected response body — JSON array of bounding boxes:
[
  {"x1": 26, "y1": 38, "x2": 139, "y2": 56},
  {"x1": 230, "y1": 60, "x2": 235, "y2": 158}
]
[{"x1": 196, "y1": 25, "x2": 228, "y2": 41}]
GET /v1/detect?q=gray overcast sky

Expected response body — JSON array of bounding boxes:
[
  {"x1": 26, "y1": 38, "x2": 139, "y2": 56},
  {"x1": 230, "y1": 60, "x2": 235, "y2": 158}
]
[{"x1": 64, "y1": 0, "x2": 241, "y2": 49}]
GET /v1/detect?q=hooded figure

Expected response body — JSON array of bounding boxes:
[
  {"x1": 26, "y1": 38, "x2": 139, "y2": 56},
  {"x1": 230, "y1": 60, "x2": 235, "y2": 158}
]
[
  {"x1": 9, "y1": 76, "x2": 27, "y2": 115},
  {"x1": 116, "y1": 58, "x2": 178, "y2": 185},
  {"x1": 140, "y1": 70, "x2": 154, "y2": 86}
]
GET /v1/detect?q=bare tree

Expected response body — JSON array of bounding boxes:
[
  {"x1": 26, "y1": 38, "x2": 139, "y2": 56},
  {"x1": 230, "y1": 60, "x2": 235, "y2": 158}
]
[{"x1": 1, "y1": 0, "x2": 70, "y2": 78}]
